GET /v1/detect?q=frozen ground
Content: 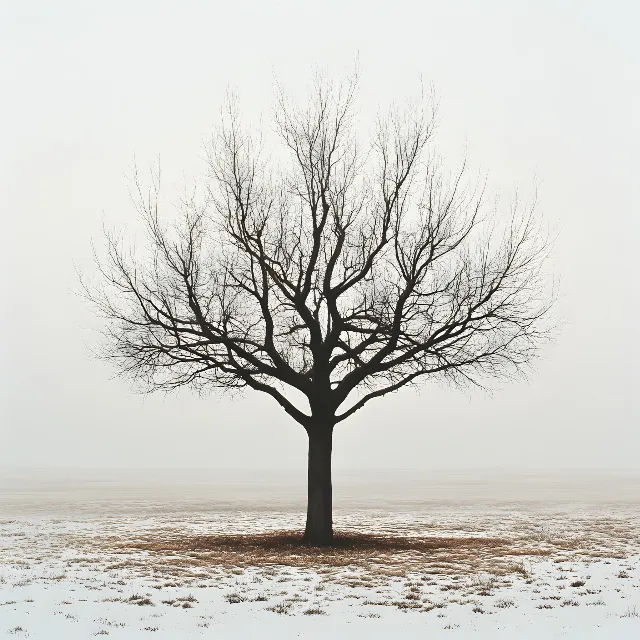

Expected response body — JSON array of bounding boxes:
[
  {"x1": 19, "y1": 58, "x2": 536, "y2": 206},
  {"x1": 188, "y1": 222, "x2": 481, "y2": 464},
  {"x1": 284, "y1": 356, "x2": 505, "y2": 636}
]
[{"x1": 0, "y1": 469, "x2": 639, "y2": 639}]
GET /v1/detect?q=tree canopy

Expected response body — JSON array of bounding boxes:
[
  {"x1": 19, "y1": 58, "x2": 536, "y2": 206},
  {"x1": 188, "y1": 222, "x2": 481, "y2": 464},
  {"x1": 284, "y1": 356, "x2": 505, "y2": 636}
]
[{"x1": 86, "y1": 75, "x2": 554, "y2": 544}]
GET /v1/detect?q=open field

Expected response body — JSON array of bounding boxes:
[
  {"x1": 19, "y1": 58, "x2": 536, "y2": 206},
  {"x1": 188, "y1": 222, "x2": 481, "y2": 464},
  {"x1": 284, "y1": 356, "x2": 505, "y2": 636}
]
[{"x1": 1, "y1": 470, "x2": 639, "y2": 638}]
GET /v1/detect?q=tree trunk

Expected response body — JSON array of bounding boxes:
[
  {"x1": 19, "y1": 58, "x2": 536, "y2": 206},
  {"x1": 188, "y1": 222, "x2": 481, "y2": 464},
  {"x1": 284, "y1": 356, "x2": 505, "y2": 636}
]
[{"x1": 303, "y1": 427, "x2": 333, "y2": 545}]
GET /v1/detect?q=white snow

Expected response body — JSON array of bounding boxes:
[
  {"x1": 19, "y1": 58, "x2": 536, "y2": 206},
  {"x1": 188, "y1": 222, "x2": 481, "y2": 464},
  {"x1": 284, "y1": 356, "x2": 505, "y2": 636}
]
[{"x1": 1, "y1": 503, "x2": 639, "y2": 639}]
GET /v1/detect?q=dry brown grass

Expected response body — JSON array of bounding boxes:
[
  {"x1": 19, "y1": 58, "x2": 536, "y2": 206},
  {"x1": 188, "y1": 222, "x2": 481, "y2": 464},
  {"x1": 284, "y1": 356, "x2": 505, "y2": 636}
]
[
  {"x1": 108, "y1": 530, "x2": 519, "y2": 574},
  {"x1": 129, "y1": 530, "x2": 506, "y2": 555},
  {"x1": 79, "y1": 529, "x2": 560, "y2": 583}
]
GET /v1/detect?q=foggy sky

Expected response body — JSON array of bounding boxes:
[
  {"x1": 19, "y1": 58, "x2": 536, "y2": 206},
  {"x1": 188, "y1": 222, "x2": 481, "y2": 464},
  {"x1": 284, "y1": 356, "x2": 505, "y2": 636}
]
[{"x1": 1, "y1": 0, "x2": 638, "y2": 471}]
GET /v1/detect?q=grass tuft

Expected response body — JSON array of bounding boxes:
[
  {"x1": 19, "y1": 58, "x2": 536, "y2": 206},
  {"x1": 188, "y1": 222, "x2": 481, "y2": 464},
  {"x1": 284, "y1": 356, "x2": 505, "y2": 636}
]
[
  {"x1": 302, "y1": 607, "x2": 326, "y2": 615},
  {"x1": 224, "y1": 592, "x2": 247, "y2": 604},
  {"x1": 127, "y1": 594, "x2": 153, "y2": 606}
]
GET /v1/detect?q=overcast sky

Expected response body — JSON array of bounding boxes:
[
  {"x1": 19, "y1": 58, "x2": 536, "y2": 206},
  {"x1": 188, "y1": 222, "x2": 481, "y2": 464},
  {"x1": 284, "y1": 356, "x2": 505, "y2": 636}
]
[{"x1": 1, "y1": 0, "x2": 638, "y2": 471}]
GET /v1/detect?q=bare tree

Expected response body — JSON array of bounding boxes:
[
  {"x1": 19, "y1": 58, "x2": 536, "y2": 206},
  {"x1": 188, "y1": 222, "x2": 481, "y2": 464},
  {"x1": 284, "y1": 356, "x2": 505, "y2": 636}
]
[{"x1": 86, "y1": 76, "x2": 554, "y2": 545}]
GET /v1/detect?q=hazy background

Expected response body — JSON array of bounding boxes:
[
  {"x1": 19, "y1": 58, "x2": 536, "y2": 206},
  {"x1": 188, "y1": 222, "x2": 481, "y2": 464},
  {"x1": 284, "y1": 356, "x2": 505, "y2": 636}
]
[
  {"x1": 1, "y1": 0, "x2": 638, "y2": 472},
  {"x1": 2, "y1": 468, "x2": 640, "y2": 517}
]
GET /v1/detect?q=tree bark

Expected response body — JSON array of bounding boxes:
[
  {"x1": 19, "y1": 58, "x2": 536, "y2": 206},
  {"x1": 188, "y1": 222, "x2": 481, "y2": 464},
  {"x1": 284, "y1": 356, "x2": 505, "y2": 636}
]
[{"x1": 303, "y1": 426, "x2": 333, "y2": 545}]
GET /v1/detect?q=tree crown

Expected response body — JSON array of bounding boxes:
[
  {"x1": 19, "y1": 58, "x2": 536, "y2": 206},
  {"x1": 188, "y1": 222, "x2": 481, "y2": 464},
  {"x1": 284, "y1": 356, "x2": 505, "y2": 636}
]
[{"x1": 87, "y1": 77, "x2": 554, "y2": 429}]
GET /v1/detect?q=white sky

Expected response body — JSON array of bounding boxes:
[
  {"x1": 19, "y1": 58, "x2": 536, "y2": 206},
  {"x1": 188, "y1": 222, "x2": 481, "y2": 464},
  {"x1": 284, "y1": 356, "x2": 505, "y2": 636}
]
[{"x1": 1, "y1": 0, "x2": 638, "y2": 470}]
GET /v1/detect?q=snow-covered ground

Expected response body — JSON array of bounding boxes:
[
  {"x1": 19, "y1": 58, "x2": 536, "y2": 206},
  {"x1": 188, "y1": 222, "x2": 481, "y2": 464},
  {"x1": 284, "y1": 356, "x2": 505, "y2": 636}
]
[{"x1": 1, "y1": 471, "x2": 639, "y2": 638}]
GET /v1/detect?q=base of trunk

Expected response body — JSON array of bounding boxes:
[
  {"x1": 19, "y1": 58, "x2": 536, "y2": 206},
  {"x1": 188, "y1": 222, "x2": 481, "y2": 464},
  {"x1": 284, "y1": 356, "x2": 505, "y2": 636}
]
[{"x1": 303, "y1": 428, "x2": 333, "y2": 545}]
